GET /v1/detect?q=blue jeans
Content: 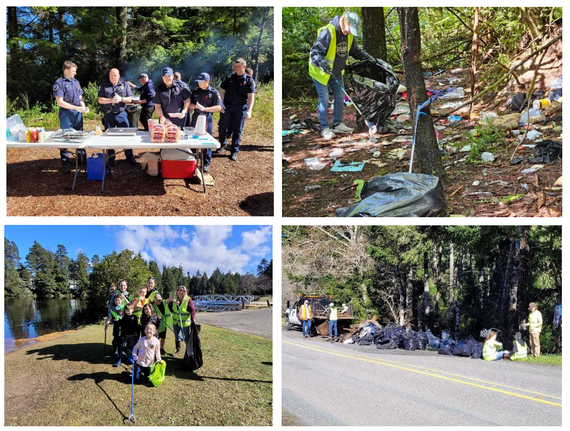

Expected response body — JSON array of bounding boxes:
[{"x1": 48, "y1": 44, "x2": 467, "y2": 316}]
[
  {"x1": 134, "y1": 363, "x2": 151, "y2": 383},
  {"x1": 492, "y1": 351, "x2": 505, "y2": 361},
  {"x1": 302, "y1": 319, "x2": 312, "y2": 337},
  {"x1": 312, "y1": 73, "x2": 345, "y2": 130},
  {"x1": 173, "y1": 324, "x2": 191, "y2": 343},
  {"x1": 191, "y1": 113, "x2": 213, "y2": 167},
  {"x1": 329, "y1": 320, "x2": 338, "y2": 337},
  {"x1": 59, "y1": 108, "x2": 85, "y2": 164},
  {"x1": 218, "y1": 103, "x2": 247, "y2": 154}
]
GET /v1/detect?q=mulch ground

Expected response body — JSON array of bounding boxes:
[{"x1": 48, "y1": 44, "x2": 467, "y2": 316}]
[
  {"x1": 282, "y1": 67, "x2": 562, "y2": 217},
  {"x1": 7, "y1": 120, "x2": 274, "y2": 217}
]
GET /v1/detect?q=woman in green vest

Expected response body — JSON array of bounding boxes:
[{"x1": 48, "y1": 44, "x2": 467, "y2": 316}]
[
  {"x1": 167, "y1": 286, "x2": 197, "y2": 356},
  {"x1": 483, "y1": 331, "x2": 506, "y2": 361},
  {"x1": 309, "y1": 12, "x2": 375, "y2": 140}
]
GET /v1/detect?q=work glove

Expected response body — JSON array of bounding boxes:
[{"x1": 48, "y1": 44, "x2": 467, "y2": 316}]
[
  {"x1": 246, "y1": 110, "x2": 252, "y2": 119},
  {"x1": 321, "y1": 63, "x2": 333, "y2": 75}
]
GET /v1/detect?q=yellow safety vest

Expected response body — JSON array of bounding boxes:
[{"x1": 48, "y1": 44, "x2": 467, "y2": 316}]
[
  {"x1": 299, "y1": 304, "x2": 313, "y2": 320},
  {"x1": 528, "y1": 310, "x2": 543, "y2": 334},
  {"x1": 152, "y1": 302, "x2": 172, "y2": 333},
  {"x1": 133, "y1": 297, "x2": 149, "y2": 323},
  {"x1": 308, "y1": 24, "x2": 354, "y2": 85},
  {"x1": 482, "y1": 339, "x2": 501, "y2": 361},
  {"x1": 172, "y1": 297, "x2": 192, "y2": 328},
  {"x1": 329, "y1": 307, "x2": 338, "y2": 321},
  {"x1": 511, "y1": 339, "x2": 528, "y2": 360}
]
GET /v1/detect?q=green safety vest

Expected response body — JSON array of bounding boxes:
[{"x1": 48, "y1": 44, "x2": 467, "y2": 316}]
[
  {"x1": 148, "y1": 360, "x2": 166, "y2": 387},
  {"x1": 329, "y1": 307, "x2": 338, "y2": 321},
  {"x1": 511, "y1": 339, "x2": 528, "y2": 360},
  {"x1": 109, "y1": 298, "x2": 128, "y2": 321},
  {"x1": 308, "y1": 24, "x2": 354, "y2": 85},
  {"x1": 133, "y1": 297, "x2": 149, "y2": 323},
  {"x1": 172, "y1": 297, "x2": 192, "y2": 328},
  {"x1": 482, "y1": 339, "x2": 501, "y2": 361},
  {"x1": 152, "y1": 302, "x2": 172, "y2": 333},
  {"x1": 528, "y1": 310, "x2": 542, "y2": 334}
]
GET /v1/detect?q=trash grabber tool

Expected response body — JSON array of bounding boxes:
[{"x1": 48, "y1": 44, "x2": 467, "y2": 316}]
[
  {"x1": 129, "y1": 359, "x2": 136, "y2": 424},
  {"x1": 332, "y1": 76, "x2": 377, "y2": 137},
  {"x1": 408, "y1": 98, "x2": 431, "y2": 173},
  {"x1": 104, "y1": 324, "x2": 108, "y2": 359}
]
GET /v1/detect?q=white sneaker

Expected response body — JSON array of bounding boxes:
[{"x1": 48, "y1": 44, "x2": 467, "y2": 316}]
[
  {"x1": 332, "y1": 122, "x2": 354, "y2": 134},
  {"x1": 321, "y1": 127, "x2": 336, "y2": 140}
]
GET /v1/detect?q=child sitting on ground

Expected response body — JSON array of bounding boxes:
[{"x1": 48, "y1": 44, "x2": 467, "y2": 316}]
[
  {"x1": 116, "y1": 303, "x2": 140, "y2": 367},
  {"x1": 132, "y1": 322, "x2": 162, "y2": 383},
  {"x1": 140, "y1": 302, "x2": 161, "y2": 339}
]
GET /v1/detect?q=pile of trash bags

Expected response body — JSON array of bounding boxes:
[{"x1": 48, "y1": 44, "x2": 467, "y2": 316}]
[
  {"x1": 345, "y1": 58, "x2": 400, "y2": 133},
  {"x1": 342, "y1": 321, "x2": 483, "y2": 359}
]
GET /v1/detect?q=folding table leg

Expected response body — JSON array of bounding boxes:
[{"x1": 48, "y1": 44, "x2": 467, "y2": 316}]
[
  {"x1": 201, "y1": 149, "x2": 206, "y2": 194},
  {"x1": 72, "y1": 149, "x2": 80, "y2": 191},
  {"x1": 101, "y1": 150, "x2": 107, "y2": 192}
]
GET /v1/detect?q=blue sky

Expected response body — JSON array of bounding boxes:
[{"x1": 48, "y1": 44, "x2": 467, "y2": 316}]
[{"x1": 4, "y1": 225, "x2": 273, "y2": 276}]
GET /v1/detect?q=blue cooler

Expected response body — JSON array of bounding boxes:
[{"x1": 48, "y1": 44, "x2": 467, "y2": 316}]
[{"x1": 87, "y1": 153, "x2": 109, "y2": 180}]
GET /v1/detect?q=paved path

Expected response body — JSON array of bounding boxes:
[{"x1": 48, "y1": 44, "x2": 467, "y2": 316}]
[
  {"x1": 282, "y1": 329, "x2": 562, "y2": 426},
  {"x1": 196, "y1": 308, "x2": 272, "y2": 339}
]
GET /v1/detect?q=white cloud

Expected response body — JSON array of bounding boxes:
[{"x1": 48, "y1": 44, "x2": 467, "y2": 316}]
[{"x1": 113, "y1": 226, "x2": 271, "y2": 276}]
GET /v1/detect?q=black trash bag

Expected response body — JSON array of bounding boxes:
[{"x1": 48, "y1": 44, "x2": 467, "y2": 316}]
[
  {"x1": 506, "y1": 92, "x2": 544, "y2": 112},
  {"x1": 417, "y1": 330, "x2": 428, "y2": 350},
  {"x1": 336, "y1": 173, "x2": 447, "y2": 217},
  {"x1": 358, "y1": 331, "x2": 375, "y2": 345},
  {"x1": 528, "y1": 140, "x2": 562, "y2": 164},
  {"x1": 376, "y1": 339, "x2": 397, "y2": 349},
  {"x1": 452, "y1": 335, "x2": 477, "y2": 357},
  {"x1": 184, "y1": 322, "x2": 203, "y2": 371},
  {"x1": 426, "y1": 329, "x2": 440, "y2": 350},
  {"x1": 345, "y1": 58, "x2": 400, "y2": 132},
  {"x1": 438, "y1": 330, "x2": 455, "y2": 355},
  {"x1": 471, "y1": 342, "x2": 483, "y2": 359}
]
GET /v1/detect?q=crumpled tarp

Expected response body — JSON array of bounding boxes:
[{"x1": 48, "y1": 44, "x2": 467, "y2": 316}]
[
  {"x1": 336, "y1": 173, "x2": 447, "y2": 217},
  {"x1": 528, "y1": 140, "x2": 562, "y2": 164},
  {"x1": 345, "y1": 58, "x2": 400, "y2": 131}
]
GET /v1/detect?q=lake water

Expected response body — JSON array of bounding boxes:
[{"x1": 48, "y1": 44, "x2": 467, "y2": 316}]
[{"x1": 4, "y1": 297, "x2": 84, "y2": 354}]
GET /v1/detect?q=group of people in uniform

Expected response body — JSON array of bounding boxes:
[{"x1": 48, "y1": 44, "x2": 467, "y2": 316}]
[{"x1": 53, "y1": 58, "x2": 256, "y2": 173}]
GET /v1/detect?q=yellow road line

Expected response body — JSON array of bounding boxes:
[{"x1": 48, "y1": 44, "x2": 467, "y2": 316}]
[{"x1": 283, "y1": 340, "x2": 562, "y2": 407}]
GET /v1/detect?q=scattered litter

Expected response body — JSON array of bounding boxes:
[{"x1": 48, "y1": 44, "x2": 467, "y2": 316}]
[
  {"x1": 282, "y1": 153, "x2": 291, "y2": 164},
  {"x1": 369, "y1": 160, "x2": 387, "y2": 168},
  {"x1": 439, "y1": 101, "x2": 464, "y2": 111},
  {"x1": 439, "y1": 87, "x2": 465, "y2": 100},
  {"x1": 304, "y1": 157, "x2": 327, "y2": 171},
  {"x1": 528, "y1": 140, "x2": 561, "y2": 164},
  {"x1": 489, "y1": 180, "x2": 511, "y2": 187},
  {"x1": 450, "y1": 68, "x2": 463, "y2": 74},
  {"x1": 392, "y1": 136, "x2": 412, "y2": 143},
  {"x1": 329, "y1": 148, "x2": 344, "y2": 158},
  {"x1": 448, "y1": 77, "x2": 459, "y2": 84},
  {"x1": 369, "y1": 137, "x2": 378, "y2": 143},
  {"x1": 388, "y1": 148, "x2": 407, "y2": 160},
  {"x1": 521, "y1": 165, "x2": 544, "y2": 174},
  {"x1": 510, "y1": 158, "x2": 525, "y2": 165},
  {"x1": 282, "y1": 130, "x2": 301, "y2": 136},
  {"x1": 459, "y1": 145, "x2": 471, "y2": 152},
  {"x1": 500, "y1": 194, "x2": 525, "y2": 205},
  {"x1": 472, "y1": 180, "x2": 480, "y2": 186},
  {"x1": 480, "y1": 111, "x2": 498, "y2": 120},
  {"x1": 520, "y1": 109, "x2": 544, "y2": 126},
  {"x1": 289, "y1": 114, "x2": 297, "y2": 120},
  {"x1": 447, "y1": 115, "x2": 462, "y2": 124},
  {"x1": 520, "y1": 130, "x2": 543, "y2": 142},
  {"x1": 331, "y1": 160, "x2": 366, "y2": 172},
  {"x1": 305, "y1": 185, "x2": 321, "y2": 191},
  {"x1": 392, "y1": 102, "x2": 410, "y2": 115},
  {"x1": 481, "y1": 152, "x2": 495, "y2": 162},
  {"x1": 554, "y1": 176, "x2": 563, "y2": 187},
  {"x1": 521, "y1": 183, "x2": 529, "y2": 190},
  {"x1": 520, "y1": 144, "x2": 536, "y2": 149},
  {"x1": 372, "y1": 151, "x2": 381, "y2": 158},
  {"x1": 396, "y1": 114, "x2": 410, "y2": 122}
]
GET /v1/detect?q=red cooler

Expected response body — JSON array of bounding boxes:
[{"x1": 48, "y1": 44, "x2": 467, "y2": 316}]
[{"x1": 160, "y1": 149, "x2": 197, "y2": 179}]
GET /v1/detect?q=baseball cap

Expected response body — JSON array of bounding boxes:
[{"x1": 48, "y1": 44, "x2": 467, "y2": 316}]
[
  {"x1": 196, "y1": 72, "x2": 211, "y2": 82},
  {"x1": 138, "y1": 73, "x2": 148, "y2": 79},
  {"x1": 344, "y1": 12, "x2": 361, "y2": 36},
  {"x1": 162, "y1": 67, "x2": 173, "y2": 76}
]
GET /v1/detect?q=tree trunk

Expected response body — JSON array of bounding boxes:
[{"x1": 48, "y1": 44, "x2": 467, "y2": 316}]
[
  {"x1": 432, "y1": 245, "x2": 442, "y2": 317},
  {"x1": 406, "y1": 266, "x2": 413, "y2": 329},
  {"x1": 517, "y1": 226, "x2": 530, "y2": 325},
  {"x1": 252, "y1": 7, "x2": 270, "y2": 84},
  {"x1": 500, "y1": 240, "x2": 513, "y2": 324},
  {"x1": 116, "y1": 7, "x2": 128, "y2": 72},
  {"x1": 423, "y1": 250, "x2": 430, "y2": 329},
  {"x1": 396, "y1": 264, "x2": 405, "y2": 326},
  {"x1": 469, "y1": 7, "x2": 480, "y2": 119},
  {"x1": 397, "y1": 7, "x2": 444, "y2": 177},
  {"x1": 507, "y1": 234, "x2": 522, "y2": 347},
  {"x1": 520, "y1": 7, "x2": 542, "y2": 41},
  {"x1": 362, "y1": 7, "x2": 387, "y2": 60},
  {"x1": 449, "y1": 242, "x2": 455, "y2": 313},
  {"x1": 454, "y1": 255, "x2": 462, "y2": 339}
]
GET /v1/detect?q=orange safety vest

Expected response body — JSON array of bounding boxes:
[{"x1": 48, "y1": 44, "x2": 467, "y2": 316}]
[{"x1": 299, "y1": 304, "x2": 313, "y2": 320}]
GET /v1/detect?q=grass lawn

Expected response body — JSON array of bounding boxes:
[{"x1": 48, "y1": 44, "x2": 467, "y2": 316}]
[
  {"x1": 517, "y1": 354, "x2": 562, "y2": 366},
  {"x1": 4, "y1": 324, "x2": 272, "y2": 426}
]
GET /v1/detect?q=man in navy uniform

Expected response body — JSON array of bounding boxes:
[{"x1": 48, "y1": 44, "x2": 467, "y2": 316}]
[
  {"x1": 97, "y1": 68, "x2": 136, "y2": 166},
  {"x1": 53, "y1": 60, "x2": 89, "y2": 173},
  {"x1": 189, "y1": 72, "x2": 222, "y2": 173},
  {"x1": 216, "y1": 58, "x2": 255, "y2": 161},
  {"x1": 127, "y1": 73, "x2": 155, "y2": 132},
  {"x1": 152, "y1": 67, "x2": 191, "y2": 129}
]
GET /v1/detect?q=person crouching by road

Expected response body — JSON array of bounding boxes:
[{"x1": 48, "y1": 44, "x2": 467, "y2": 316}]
[
  {"x1": 299, "y1": 299, "x2": 313, "y2": 339},
  {"x1": 153, "y1": 67, "x2": 191, "y2": 129},
  {"x1": 510, "y1": 332, "x2": 528, "y2": 361},
  {"x1": 327, "y1": 302, "x2": 338, "y2": 339},
  {"x1": 483, "y1": 331, "x2": 507, "y2": 361},
  {"x1": 526, "y1": 302, "x2": 543, "y2": 358},
  {"x1": 132, "y1": 322, "x2": 162, "y2": 383},
  {"x1": 127, "y1": 73, "x2": 155, "y2": 132},
  {"x1": 190, "y1": 72, "x2": 222, "y2": 173},
  {"x1": 54, "y1": 60, "x2": 89, "y2": 173},
  {"x1": 216, "y1": 58, "x2": 255, "y2": 162},
  {"x1": 167, "y1": 285, "x2": 197, "y2": 356},
  {"x1": 309, "y1": 12, "x2": 376, "y2": 140},
  {"x1": 97, "y1": 68, "x2": 137, "y2": 166}
]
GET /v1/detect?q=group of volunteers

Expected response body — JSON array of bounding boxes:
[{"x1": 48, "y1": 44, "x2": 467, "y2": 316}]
[
  {"x1": 54, "y1": 57, "x2": 255, "y2": 173},
  {"x1": 105, "y1": 277, "x2": 197, "y2": 384},
  {"x1": 482, "y1": 302, "x2": 543, "y2": 361}
]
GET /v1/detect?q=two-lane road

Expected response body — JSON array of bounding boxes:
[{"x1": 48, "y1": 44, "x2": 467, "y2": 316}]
[{"x1": 282, "y1": 330, "x2": 561, "y2": 426}]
